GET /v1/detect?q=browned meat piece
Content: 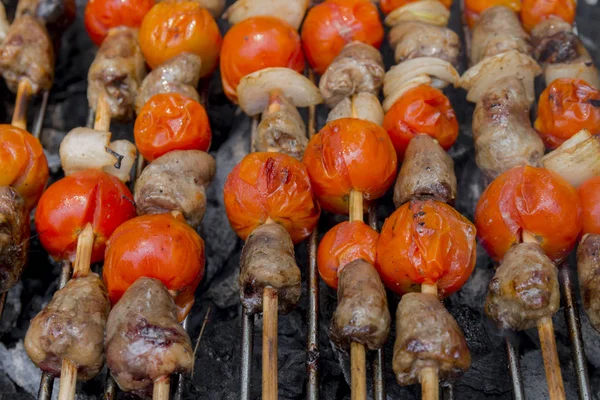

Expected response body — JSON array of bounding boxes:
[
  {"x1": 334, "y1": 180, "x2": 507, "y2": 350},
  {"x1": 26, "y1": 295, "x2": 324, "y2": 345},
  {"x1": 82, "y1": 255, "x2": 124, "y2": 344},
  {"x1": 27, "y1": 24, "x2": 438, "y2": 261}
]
[
  {"x1": 0, "y1": 187, "x2": 29, "y2": 293},
  {"x1": 24, "y1": 274, "x2": 110, "y2": 380},
  {"x1": 239, "y1": 223, "x2": 301, "y2": 315},
  {"x1": 135, "y1": 150, "x2": 216, "y2": 229},
  {"x1": 87, "y1": 27, "x2": 146, "y2": 122},
  {"x1": 135, "y1": 53, "x2": 202, "y2": 113},
  {"x1": 319, "y1": 41, "x2": 384, "y2": 107},
  {"x1": 393, "y1": 135, "x2": 456, "y2": 207},
  {"x1": 0, "y1": 15, "x2": 54, "y2": 95},
  {"x1": 0, "y1": 4, "x2": 9, "y2": 44},
  {"x1": 472, "y1": 77, "x2": 544, "y2": 178},
  {"x1": 485, "y1": 242, "x2": 559, "y2": 331},
  {"x1": 254, "y1": 92, "x2": 308, "y2": 159},
  {"x1": 330, "y1": 259, "x2": 390, "y2": 351},
  {"x1": 16, "y1": 0, "x2": 76, "y2": 41},
  {"x1": 470, "y1": 6, "x2": 530, "y2": 65},
  {"x1": 106, "y1": 277, "x2": 193, "y2": 395},
  {"x1": 577, "y1": 234, "x2": 600, "y2": 333},
  {"x1": 530, "y1": 18, "x2": 577, "y2": 64},
  {"x1": 393, "y1": 293, "x2": 470, "y2": 385},
  {"x1": 389, "y1": 21, "x2": 460, "y2": 67}
]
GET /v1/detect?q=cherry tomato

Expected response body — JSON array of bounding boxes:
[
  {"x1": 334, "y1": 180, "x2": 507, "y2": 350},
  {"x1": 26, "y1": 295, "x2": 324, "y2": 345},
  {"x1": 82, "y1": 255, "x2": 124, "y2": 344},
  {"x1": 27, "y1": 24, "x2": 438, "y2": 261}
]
[
  {"x1": 578, "y1": 177, "x2": 600, "y2": 236},
  {"x1": 380, "y1": 0, "x2": 452, "y2": 14},
  {"x1": 139, "y1": 1, "x2": 222, "y2": 77},
  {"x1": 535, "y1": 78, "x2": 600, "y2": 149},
  {"x1": 0, "y1": 125, "x2": 49, "y2": 210},
  {"x1": 84, "y1": 0, "x2": 154, "y2": 46},
  {"x1": 376, "y1": 199, "x2": 477, "y2": 297},
  {"x1": 317, "y1": 221, "x2": 378, "y2": 290},
  {"x1": 303, "y1": 118, "x2": 397, "y2": 214},
  {"x1": 301, "y1": 0, "x2": 384, "y2": 74},
  {"x1": 224, "y1": 152, "x2": 320, "y2": 244},
  {"x1": 383, "y1": 85, "x2": 458, "y2": 161},
  {"x1": 103, "y1": 212, "x2": 204, "y2": 321},
  {"x1": 464, "y1": 0, "x2": 521, "y2": 28},
  {"x1": 134, "y1": 93, "x2": 211, "y2": 161},
  {"x1": 475, "y1": 165, "x2": 581, "y2": 263},
  {"x1": 34, "y1": 169, "x2": 136, "y2": 263},
  {"x1": 521, "y1": 0, "x2": 575, "y2": 32},
  {"x1": 220, "y1": 16, "x2": 305, "y2": 103}
]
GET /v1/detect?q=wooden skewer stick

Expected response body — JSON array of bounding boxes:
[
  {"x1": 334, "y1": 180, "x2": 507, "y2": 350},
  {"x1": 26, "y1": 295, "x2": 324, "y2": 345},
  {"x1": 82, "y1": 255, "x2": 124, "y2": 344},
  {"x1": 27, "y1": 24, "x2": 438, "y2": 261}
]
[
  {"x1": 153, "y1": 376, "x2": 170, "y2": 400},
  {"x1": 522, "y1": 232, "x2": 566, "y2": 400},
  {"x1": 419, "y1": 283, "x2": 439, "y2": 400},
  {"x1": 94, "y1": 92, "x2": 111, "y2": 132},
  {"x1": 262, "y1": 286, "x2": 278, "y2": 400},
  {"x1": 12, "y1": 80, "x2": 32, "y2": 130}
]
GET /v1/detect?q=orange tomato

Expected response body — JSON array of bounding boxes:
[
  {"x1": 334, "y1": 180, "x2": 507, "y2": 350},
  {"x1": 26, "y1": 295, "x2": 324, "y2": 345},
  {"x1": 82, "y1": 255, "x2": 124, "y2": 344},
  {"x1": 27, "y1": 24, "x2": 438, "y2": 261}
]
[
  {"x1": 0, "y1": 125, "x2": 49, "y2": 210},
  {"x1": 578, "y1": 177, "x2": 600, "y2": 236},
  {"x1": 103, "y1": 212, "x2": 204, "y2": 321},
  {"x1": 383, "y1": 85, "x2": 458, "y2": 161},
  {"x1": 464, "y1": 0, "x2": 521, "y2": 28},
  {"x1": 376, "y1": 199, "x2": 477, "y2": 297},
  {"x1": 223, "y1": 152, "x2": 320, "y2": 244},
  {"x1": 301, "y1": 0, "x2": 384, "y2": 74},
  {"x1": 134, "y1": 93, "x2": 211, "y2": 161},
  {"x1": 317, "y1": 221, "x2": 379, "y2": 289},
  {"x1": 303, "y1": 118, "x2": 397, "y2": 214},
  {"x1": 380, "y1": 0, "x2": 452, "y2": 14},
  {"x1": 521, "y1": 0, "x2": 575, "y2": 32},
  {"x1": 84, "y1": 0, "x2": 154, "y2": 46},
  {"x1": 220, "y1": 16, "x2": 305, "y2": 103},
  {"x1": 34, "y1": 169, "x2": 136, "y2": 263},
  {"x1": 535, "y1": 78, "x2": 600, "y2": 149},
  {"x1": 475, "y1": 165, "x2": 581, "y2": 263},
  {"x1": 139, "y1": 1, "x2": 222, "y2": 77}
]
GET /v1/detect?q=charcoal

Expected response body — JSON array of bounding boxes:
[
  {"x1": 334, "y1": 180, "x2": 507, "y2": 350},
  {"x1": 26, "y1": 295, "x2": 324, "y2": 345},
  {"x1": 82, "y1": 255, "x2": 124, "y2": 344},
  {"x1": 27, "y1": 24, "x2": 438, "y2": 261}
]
[
  {"x1": 521, "y1": 349, "x2": 578, "y2": 399},
  {"x1": 0, "y1": 282, "x2": 22, "y2": 335}
]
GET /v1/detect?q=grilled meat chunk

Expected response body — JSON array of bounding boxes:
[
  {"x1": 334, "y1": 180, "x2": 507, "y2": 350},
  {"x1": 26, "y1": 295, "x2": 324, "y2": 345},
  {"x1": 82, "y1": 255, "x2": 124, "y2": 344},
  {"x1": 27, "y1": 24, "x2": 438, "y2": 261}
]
[
  {"x1": 0, "y1": 4, "x2": 9, "y2": 44},
  {"x1": 389, "y1": 21, "x2": 460, "y2": 67},
  {"x1": 394, "y1": 135, "x2": 456, "y2": 207},
  {"x1": 135, "y1": 150, "x2": 216, "y2": 229},
  {"x1": 135, "y1": 53, "x2": 202, "y2": 114},
  {"x1": 577, "y1": 234, "x2": 600, "y2": 333},
  {"x1": 106, "y1": 278, "x2": 193, "y2": 395},
  {"x1": 0, "y1": 15, "x2": 54, "y2": 95},
  {"x1": 330, "y1": 259, "x2": 390, "y2": 351},
  {"x1": 393, "y1": 293, "x2": 471, "y2": 385},
  {"x1": 485, "y1": 242, "x2": 559, "y2": 331},
  {"x1": 530, "y1": 19, "x2": 577, "y2": 64},
  {"x1": 88, "y1": 27, "x2": 146, "y2": 122},
  {"x1": 326, "y1": 92, "x2": 384, "y2": 125},
  {"x1": 319, "y1": 42, "x2": 384, "y2": 107},
  {"x1": 16, "y1": 0, "x2": 76, "y2": 41},
  {"x1": 254, "y1": 92, "x2": 307, "y2": 159},
  {"x1": 472, "y1": 77, "x2": 544, "y2": 178},
  {"x1": 24, "y1": 274, "x2": 110, "y2": 380},
  {"x1": 470, "y1": 6, "x2": 530, "y2": 65},
  {"x1": 239, "y1": 223, "x2": 301, "y2": 315},
  {"x1": 0, "y1": 187, "x2": 29, "y2": 293}
]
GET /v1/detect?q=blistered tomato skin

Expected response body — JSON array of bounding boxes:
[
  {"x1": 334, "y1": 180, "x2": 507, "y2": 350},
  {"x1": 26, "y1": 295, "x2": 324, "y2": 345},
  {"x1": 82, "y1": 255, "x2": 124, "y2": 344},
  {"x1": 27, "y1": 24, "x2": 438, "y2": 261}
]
[
  {"x1": 139, "y1": 1, "x2": 222, "y2": 77},
  {"x1": 535, "y1": 78, "x2": 600, "y2": 149},
  {"x1": 103, "y1": 212, "x2": 205, "y2": 321},
  {"x1": 301, "y1": 0, "x2": 384, "y2": 74},
  {"x1": 84, "y1": 0, "x2": 154, "y2": 46},
  {"x1": 475, "y1": 165, "x2": 581, "y2": 263},
  {"x1": 376, "y1": 199, "x2": 477, "y2": 297},
  {"x1": 383, "y1": 85, "x2": 458, "y2": 160},
  {"x1": 0, "y1": 125, "x2": 49, "y2": 210},
  {"x1": 463, "y1": 0, "x2": 521, "y2": 28},
  {"x1": 521, "y1": 0, "x2": 575, "y2": 32},
  {"x1": 134, "y1": 93, "x2": 211, "y2": 161},
  {"x1": 380, "y1": 0, "x2": 452, "y2": 14},
  {"x1": 317, "y1": 221, "x2": 379, "y2": 290},
  {"x1": 578, "y1": 177, "x2": 600, "y2": 236},
  {"x1": 34, "y1": 169, "x2": 136, "y2": 263},
  {"x1": 223, "y1": 152, "x2": 320, "y2": 244},
  {"x1": 220, "y1": 16, "x2": 305, "y2": 103}
]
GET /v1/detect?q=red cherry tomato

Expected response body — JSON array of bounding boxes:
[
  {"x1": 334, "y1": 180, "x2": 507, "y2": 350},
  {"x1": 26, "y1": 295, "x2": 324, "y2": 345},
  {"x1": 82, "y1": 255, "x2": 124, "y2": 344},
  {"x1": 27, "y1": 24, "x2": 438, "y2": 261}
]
[
  {"x1": 521, "y1": 0, "x2": 575, "y2": 32},
  {"x1": 84, "y1": 0, "x2": 155, "y2": 46},
  {"x1": 578, "y1": 177, "x2": 600, "y2": 236},
  {"x1": 34, "y1": 169, "x2": 136, "y2": 263}
]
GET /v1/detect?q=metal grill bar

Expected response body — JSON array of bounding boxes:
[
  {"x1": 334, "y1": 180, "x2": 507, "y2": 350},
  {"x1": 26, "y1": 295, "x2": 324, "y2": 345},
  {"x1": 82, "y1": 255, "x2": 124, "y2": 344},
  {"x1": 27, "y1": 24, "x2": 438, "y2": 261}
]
[
  {"x1": 505, "y1": 337, "x2": 525, "y2": 400},
  {"x1": 240, "y1": 308, "x2": 254, "y2": 400}
]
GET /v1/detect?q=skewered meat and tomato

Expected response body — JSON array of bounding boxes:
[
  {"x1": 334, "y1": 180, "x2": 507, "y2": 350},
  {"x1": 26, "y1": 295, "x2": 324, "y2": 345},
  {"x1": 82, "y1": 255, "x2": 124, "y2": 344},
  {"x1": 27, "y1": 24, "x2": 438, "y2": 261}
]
[
  {"x1": 135, "y1": 150, "x2": 216, "y2": 229},
  {"x1": 87, "y1": 26, "x2": 146, "y2": 122},
  {"x1": 301, "y1": 0, "x2": 384, "y2": 74},
  {"x1": 520, "y1": 0, "x2": 575, "y2": 32},
  {"x1": 134, "y1": 92, "x2": 212, "y2": 161},
  {"x1": 84, "y1": 0, "x2": 154, "y2": 46},
  {"x1": 25, "y1": 274, "x2": 110, "y2": 379},
  {"x1": 103, "y1": 212, "x2": 205, "y2": 321},
  {"x1": 139, "y1": 1, "x2": 222, "y2": 77},
  {"x1": 16, "y1": 0, "x2": 76, "y2": 42},
  {"x1": 34, "y1": 169, "x2": 136, "y2": 263},
  {"x1": 105, "y1": 277, "x2": 193, "y2": 395},
  {"x1": 0, "y1": 187, "x2": 29, "y2": 294},
  {"x1": 220, "y1": 16, "x2": 304, "y2": 103}
]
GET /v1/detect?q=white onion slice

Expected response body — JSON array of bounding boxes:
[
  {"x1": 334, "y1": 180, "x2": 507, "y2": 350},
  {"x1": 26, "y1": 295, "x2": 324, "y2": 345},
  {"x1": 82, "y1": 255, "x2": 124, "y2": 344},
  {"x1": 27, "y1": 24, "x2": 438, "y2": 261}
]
[
  {"x1": 382, "y1": 75, "x2": 432, "y2": 111},
  {"x1": 223, "y1": 0, "x2": 309, "y2": 30},
  {"x1": 384, "y1": 57, "x2": 459, "y2": 99},
  {"x1": 327, "y1": 93, "x2": 384, "y2": 126},
  {"x1": 385, "y1": 0, "x2": 449, "y2": 27},
  {"x1": 545, "y1": 62, "x2": 600, "y2": 89},
  {"x1": 104, "y1": 140, "x2": 137, "y2": 183}
]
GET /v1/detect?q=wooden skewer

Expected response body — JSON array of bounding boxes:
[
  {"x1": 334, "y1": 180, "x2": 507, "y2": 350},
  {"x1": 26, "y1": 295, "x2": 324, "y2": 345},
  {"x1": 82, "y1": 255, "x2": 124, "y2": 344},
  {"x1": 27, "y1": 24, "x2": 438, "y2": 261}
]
[
  {"x1": 522, "y1": 232, "x2": 566, "y2": 400},
  {"x1": 153, "y1": 376, "x2": 170, "y2": 400},
  {"x1": 262, "y1": 286, "x2": 278, "y2": 400},
  {"x1": 94, "y1": 92, "x2": 111, "y2": 132},
  {"x1": 11, "y1": 80, "x2": 32, "y2": 130},
  {"x1": 419, "y1": 283, "x2": 439, "y2": 400}
]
